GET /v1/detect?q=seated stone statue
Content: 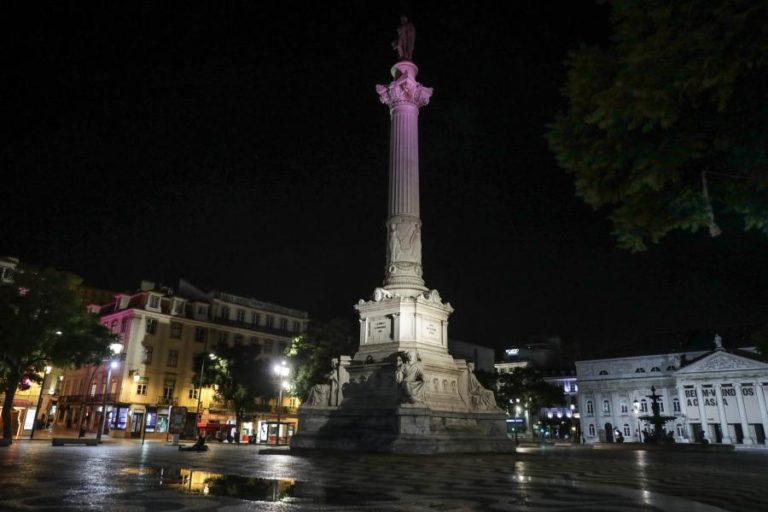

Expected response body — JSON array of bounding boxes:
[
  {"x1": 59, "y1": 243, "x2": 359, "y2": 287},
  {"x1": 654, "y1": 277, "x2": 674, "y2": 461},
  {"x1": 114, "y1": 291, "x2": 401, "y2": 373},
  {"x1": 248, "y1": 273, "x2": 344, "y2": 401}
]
[
  {"x1": 466, "y1": 361, "x2": 498, "y2": 411},
  {"x1": 305, "y1": 358, "x2": 340, "y2": 407},
  {"x1": 396, "y1": 351, "x2": 427, "y2": 404}
]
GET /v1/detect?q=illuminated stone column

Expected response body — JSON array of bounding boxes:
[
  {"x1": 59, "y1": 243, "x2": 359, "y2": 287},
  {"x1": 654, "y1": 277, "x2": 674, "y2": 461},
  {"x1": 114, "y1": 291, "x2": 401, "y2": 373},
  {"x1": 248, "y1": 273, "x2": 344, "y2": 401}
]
[{"x1": 376, "y1": 61, "x2": 432, "y2": 296}]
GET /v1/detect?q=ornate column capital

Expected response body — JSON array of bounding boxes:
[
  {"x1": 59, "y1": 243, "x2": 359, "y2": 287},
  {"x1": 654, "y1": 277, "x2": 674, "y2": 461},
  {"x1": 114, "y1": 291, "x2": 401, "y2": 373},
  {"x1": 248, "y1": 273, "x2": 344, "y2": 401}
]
[{"x1": 376, "y1": 62, "x2": 432, "y2": 109}]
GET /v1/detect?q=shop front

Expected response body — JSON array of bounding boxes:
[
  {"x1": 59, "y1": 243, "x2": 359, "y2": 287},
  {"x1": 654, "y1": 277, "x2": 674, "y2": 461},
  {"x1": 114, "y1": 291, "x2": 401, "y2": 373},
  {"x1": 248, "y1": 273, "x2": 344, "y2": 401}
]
[{"x1": 257, "y1": 419, "x2": 295, "y2": 445}]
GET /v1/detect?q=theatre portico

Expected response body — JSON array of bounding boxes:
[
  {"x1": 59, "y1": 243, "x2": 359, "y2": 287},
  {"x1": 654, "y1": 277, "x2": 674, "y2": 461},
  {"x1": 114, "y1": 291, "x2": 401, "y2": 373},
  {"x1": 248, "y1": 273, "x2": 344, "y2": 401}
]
[{"x1": 576, "y1": 338, "x2": 768, "y2": 446}]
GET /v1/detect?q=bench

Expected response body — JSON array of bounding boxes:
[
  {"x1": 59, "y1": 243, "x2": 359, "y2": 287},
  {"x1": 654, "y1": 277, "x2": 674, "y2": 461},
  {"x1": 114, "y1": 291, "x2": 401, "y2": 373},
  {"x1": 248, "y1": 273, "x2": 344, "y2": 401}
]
[{"x1": 52, "y1": 437, "x2": 99, "y2": 446}]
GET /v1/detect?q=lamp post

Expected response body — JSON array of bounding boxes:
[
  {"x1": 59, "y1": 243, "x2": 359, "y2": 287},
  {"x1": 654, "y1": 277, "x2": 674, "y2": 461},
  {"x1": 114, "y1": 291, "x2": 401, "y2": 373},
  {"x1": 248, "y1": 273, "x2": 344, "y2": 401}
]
[
  {"x1": 272, "y1": 360, "x2": 290, "y2": 445},
  {"x1": 29, "y1": 366, "x2": 52, "y2": 440},
  {"x1": 569, "y1": 403, "x2": 576, "y2": 443},
  {"x1": 195, "y1": 351, "x2": 216, "y2": 436},
  {"x1": 96, "y1": 343, "x2": 123, "y2": 444},
  {"x1": 633, "y1": 399, "x2": 641, "y2": 442}
]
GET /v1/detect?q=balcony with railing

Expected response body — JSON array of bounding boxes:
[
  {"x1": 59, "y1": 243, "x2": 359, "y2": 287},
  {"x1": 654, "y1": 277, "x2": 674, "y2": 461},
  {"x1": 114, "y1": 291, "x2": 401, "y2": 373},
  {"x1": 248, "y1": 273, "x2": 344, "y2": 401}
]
[
  {"x1": 59, "y1": 393, "x2": 118, "y2": 405},
  {"x1": 156, "y1": 395, "x2": 179, "y2": 406}
]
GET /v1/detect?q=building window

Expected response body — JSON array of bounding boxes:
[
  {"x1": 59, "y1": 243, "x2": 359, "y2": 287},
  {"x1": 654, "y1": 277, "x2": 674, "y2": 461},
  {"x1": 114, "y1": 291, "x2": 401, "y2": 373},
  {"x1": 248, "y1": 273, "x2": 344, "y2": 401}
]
[
  {"x1": 623, "y1": 424, "x2": 631, "y2": 437},
  {"x1": 292, "y1": 321, "x2": 300, "y2": 333},
  {"x1": 136, "y1": 383, "x2": 147, "y2": 396},
  {"x1": 666, "y1": 365, "x2": 676, "y2": 371},
  {"x1": 143, "y1": 346, "x2": 153, "y2": 365},
  {"x1": 236, "y1": 309, "x2": 245, "y2": 322},
  {"x1": 673, "y1": 398, "x2": 681, "y2": 413},
  {"x1": 217, "y1": 331, "x2": 228, "y2": 344},
  {"x1": 146, "y1": 318, "x2": 158, "y2": 335},
  {"x1": 194, "y1": 327, "x2": 206, "y2": 343},
  {"x1": 280, "y1": 318, "x2": 288, "y2": 331},
  {"x1": 188, "y1": 388, "x2": 199, "y2": 400},
  {"x1": 640, "y1": 399, "x2": 648, "y2": 413},
  {"x1": 658, "y1": 399, "x2": 664, "y2": 412},
  {"x1": 588, "y1": 424, "x2": 596, "y2": 437},
  {"x1": 220, "y1": 306, "x2": 230, "y2": 319},
  {"x1": 251, "y1": 312, "x2": 260, "y2": 325},
  {"x1": 170, "y1": 322, "x2": 182, "y2": 339},
  {"x1": 111, "y1": 319, "x2": 118, "y2": 331},
  {"x1": 121, "y1": 317, "x2": 128, "y2": 332},
  {"x1": 635, "y1": 368, "x2": 645, "y2": 373},
  {"x1": 250, "y1": 336, "x2": 259, "y2": 344},
  {"x1": 163, "y1": 378, "x2": 175, "y2": 400},
  {"x1": 148, "y1": 295, "x2": 160, "y2": 309},
  {"x1": 234, "y1": 334, "x2": 244, "y2": 345},
  {"x1": 90, "y1": 383, "x2": 97, "y2": 396},
  {"x1": 650, "y1": 367, "x2": 661, "y2": 372},
  {"x1": 602, "y1": 400, "x2": 610, "y2": 414},
  {"x1": 620, "y1": 400, "x2": 628, "y2": 414},
  {"x1": 676, "y1": 424, "x2": 685, "y2": 437},
  {"x1": 586, "y1": 400, "x2": 594, "y2": 415},
  {"x1": 598, "y1": 370, "x2": 608, "y2": 375},
  {"x1": 266, "y1": 315, "x2": 274, "y2": 328},
  {"x1": 167, "y1": 350, "x2": 178, "y2": 368},
  {"x1": 264, "y1": 339, "x2": 274, "y2": 354},
  {"x1": 197, "y1": 305, "x2": 207, "y2": 318}
]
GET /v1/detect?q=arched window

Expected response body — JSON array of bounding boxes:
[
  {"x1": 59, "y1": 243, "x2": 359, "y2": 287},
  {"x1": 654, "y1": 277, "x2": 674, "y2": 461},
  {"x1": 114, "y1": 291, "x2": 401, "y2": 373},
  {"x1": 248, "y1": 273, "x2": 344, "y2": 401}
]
[
  {"x1": 602, "y1": 400, "x2": 611, "y2": 414},
  {"x1": 620, "y1": 400, "x2": 628, "y2": 413},
  {"x1": 673, "y1": 398, "x2": 681, "y2": 413},
  {"x1": 588, "y1": 424, "x2": 596, "y2": 437},
  {"x1": 640, "y1": 399, "x2": 648, "y2": 412},
  {"x1": 586, "y1": 400, "x2": 594, "y2": 415},
  {"x1": 666, "y1": 365, "x2": 676, "y2": 371},
  {"x1": 635, "y1": 368, "x2": 645, "y2": 373},
  {"x1": 650, "y1": 367, "x2": 661, "y2": 372},
  {"x1": 598, "y1": 370, "x2": 609, "y2": 375},
  {"x1": 623, "y1": 424, "x2": 631, "y2": 437}
]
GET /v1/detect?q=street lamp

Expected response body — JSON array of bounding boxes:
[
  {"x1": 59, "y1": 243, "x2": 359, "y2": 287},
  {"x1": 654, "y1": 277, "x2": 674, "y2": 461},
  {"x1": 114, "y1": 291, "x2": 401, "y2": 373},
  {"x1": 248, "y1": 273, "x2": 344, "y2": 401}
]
[
  {"x1": 195, "y1": 352, "x2": 216, "y2": 435},
  {"x1": 569, "y1": 403, "x2": 576, "y2": 443},
  {"x1": 29, "y1": 366, "x2": 52, "y2": 440},
  {"x1": 96, "y1": 343, "x2": 123, "y2": 444},
  {"x1": 272, "y1": 360, "x2": 290, "y2": 445},
  {"x1": 633, "y1": 399, "x2": 641, "y2": 442}
]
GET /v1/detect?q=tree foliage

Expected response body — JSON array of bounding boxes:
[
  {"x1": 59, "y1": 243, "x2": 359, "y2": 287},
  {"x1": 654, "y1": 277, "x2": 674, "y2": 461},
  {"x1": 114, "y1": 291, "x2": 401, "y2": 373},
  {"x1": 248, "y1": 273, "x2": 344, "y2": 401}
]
[
  {"x1": 287, "y1": 318, "x2": 357, "y2": 401},
  {"x1": 495, "y1": 368, "x2": 565, "y2": 414},
  {"x1": 548, "y1": 0, "x2": 768, "y2": 251},
  {"x1": 0, "y1": 264, "x2": 114, "y2": 442},
  {"x1": 192, "y1": 340, "x2": 272, "y2": 442}
]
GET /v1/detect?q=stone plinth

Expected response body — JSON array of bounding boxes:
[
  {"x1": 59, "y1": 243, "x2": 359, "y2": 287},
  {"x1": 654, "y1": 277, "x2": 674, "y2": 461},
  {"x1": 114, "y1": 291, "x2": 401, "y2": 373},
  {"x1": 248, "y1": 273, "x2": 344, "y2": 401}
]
[{"x1": 291, "y1": 406, "x2": 513, "y2": 454}]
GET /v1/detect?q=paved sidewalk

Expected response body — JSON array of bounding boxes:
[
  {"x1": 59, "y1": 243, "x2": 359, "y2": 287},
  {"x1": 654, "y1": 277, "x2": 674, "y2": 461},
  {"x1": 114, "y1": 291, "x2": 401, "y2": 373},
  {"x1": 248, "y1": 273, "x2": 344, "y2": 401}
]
[{"x1": 1, "y1": 441, "x2": 766, "y2": 511}]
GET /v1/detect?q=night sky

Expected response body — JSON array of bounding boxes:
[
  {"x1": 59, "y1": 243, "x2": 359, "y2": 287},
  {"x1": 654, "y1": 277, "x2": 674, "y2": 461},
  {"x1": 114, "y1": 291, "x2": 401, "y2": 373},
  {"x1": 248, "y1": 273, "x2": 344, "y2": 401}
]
[{"x1": 5, "y1": 2, "x2": 768, "y2": 357}]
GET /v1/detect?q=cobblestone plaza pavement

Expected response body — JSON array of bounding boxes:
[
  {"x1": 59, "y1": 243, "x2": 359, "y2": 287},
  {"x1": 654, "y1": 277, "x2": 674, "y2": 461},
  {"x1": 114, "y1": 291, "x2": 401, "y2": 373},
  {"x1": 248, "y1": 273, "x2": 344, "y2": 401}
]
[{"x1": 1, "y1": 441, "x2": 766, "y2": 511}]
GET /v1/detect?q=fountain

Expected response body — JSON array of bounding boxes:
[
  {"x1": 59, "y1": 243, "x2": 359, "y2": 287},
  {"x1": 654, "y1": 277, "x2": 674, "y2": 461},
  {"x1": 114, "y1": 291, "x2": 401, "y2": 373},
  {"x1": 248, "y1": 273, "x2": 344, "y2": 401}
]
[{"x1": 637, "y1": 386, "x2": 676, "y2": 443}]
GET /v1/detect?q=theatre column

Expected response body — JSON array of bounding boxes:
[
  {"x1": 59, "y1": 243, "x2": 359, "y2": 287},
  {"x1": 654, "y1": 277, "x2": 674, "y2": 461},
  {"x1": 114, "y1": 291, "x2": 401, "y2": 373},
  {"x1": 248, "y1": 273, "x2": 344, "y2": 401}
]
[
  {"x1": 735, "y1": 383, "x2": 754, "y2": 444},
  {"x1": 695, "y1": 384, "x2": 710, "y2": 442},
  {"x1": 755, "y1": 382, "x2": 768, "y2": 445},
  {"x1": 715, "y1": 384, "x2": 732, "y2": 444}
]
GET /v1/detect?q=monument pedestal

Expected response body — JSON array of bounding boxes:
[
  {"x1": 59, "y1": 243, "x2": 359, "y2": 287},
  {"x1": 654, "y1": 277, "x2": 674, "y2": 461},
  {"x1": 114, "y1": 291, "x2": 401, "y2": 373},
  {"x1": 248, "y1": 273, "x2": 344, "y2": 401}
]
[{"x1": 291, "y1": 405, "x2": 513, "y2": 454}]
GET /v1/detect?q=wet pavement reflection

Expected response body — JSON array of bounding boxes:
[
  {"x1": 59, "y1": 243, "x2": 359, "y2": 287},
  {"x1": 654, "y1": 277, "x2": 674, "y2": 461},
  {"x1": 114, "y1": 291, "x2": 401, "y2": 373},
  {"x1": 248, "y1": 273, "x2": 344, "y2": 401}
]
[{"x1": 0, "y1": 441, "x2": 766, "y2": 511}]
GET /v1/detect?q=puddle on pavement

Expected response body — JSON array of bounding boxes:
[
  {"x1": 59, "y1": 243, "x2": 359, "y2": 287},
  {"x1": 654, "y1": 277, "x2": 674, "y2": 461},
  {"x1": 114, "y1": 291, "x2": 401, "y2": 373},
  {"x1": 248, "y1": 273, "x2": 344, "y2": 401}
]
[{"x1": 122, "y1": 467, "x2": 397, "y2": 505}]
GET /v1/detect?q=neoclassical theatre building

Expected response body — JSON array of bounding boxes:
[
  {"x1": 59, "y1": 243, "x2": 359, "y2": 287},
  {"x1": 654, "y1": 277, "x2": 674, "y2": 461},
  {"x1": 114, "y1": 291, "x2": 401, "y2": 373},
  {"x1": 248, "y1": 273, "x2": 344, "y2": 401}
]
[{"x1": 575, "y1": 337, "x2": 768, "y2": 445}]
